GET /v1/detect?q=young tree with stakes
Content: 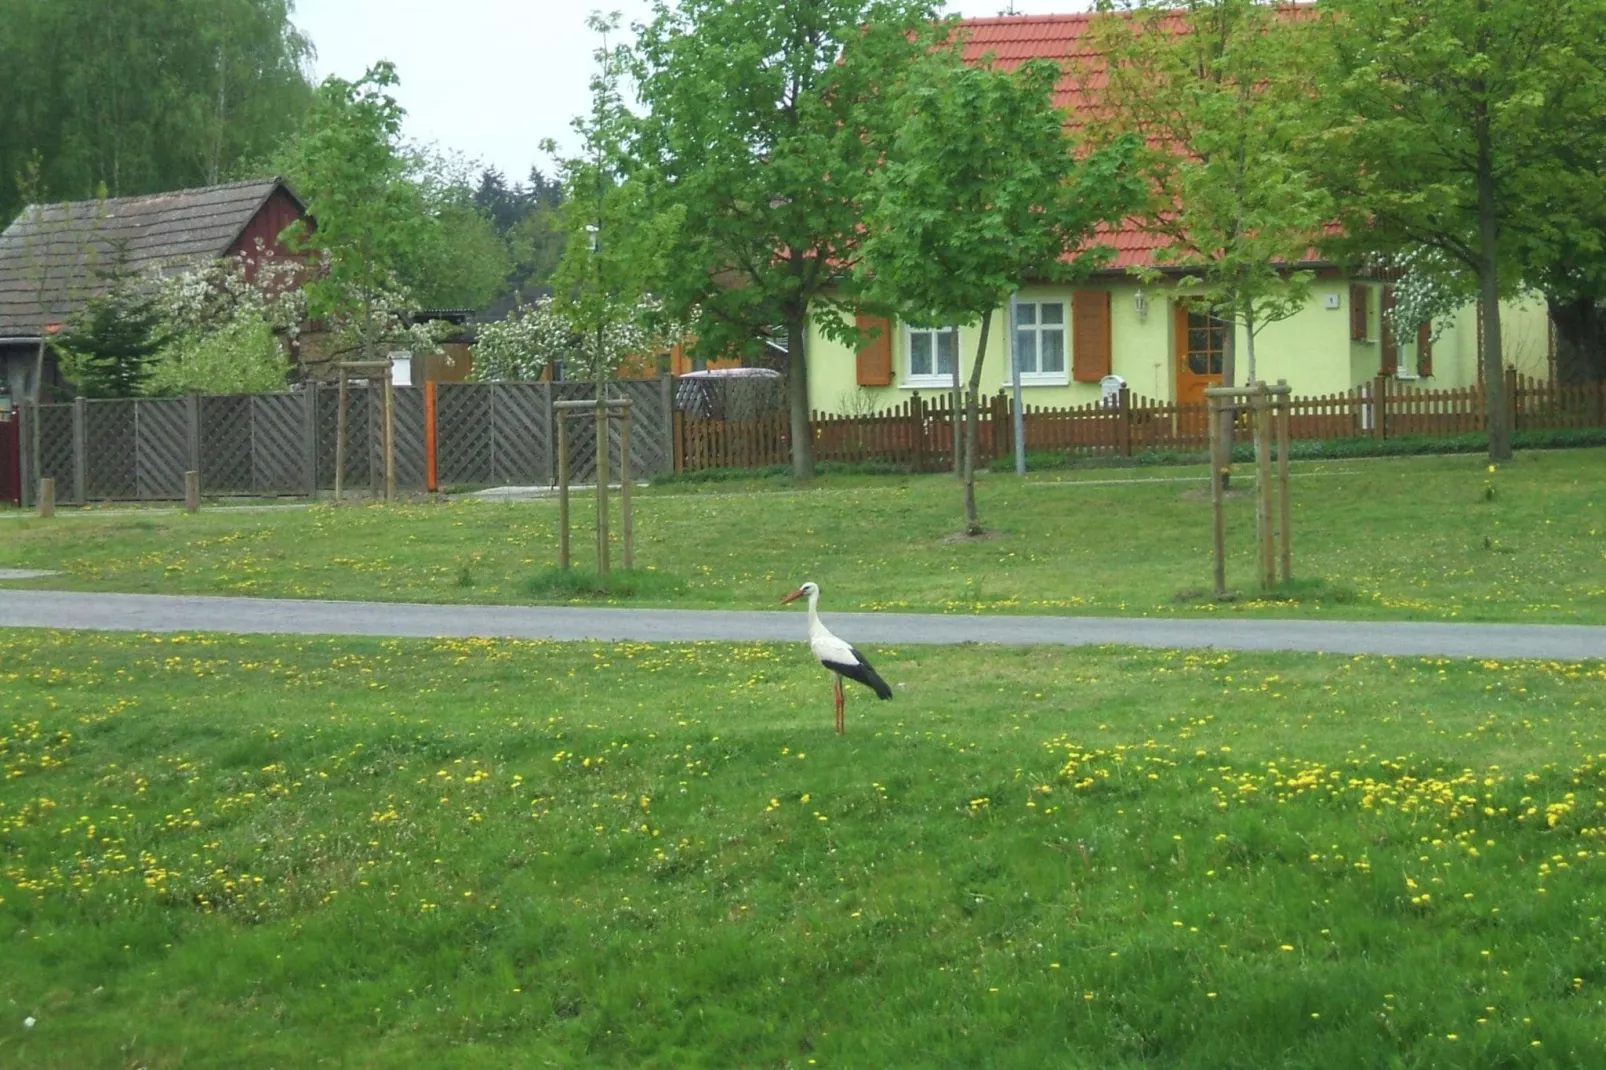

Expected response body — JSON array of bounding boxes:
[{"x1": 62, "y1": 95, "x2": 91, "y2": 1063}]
[
  {"x1": 548, "y1": 13, "x2": 684, "y2": 589},
  {"x1": 1088, "y1": 0, "x2": 1333, "y2": 464},
  {"x1": 859, "y1": 51, "x2": 1141, "y2": 535}
]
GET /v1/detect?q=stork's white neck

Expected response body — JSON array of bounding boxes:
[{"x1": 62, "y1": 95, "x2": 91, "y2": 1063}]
[{"x1": 805, "y1": 588, "x2": 828, "y2": 639}]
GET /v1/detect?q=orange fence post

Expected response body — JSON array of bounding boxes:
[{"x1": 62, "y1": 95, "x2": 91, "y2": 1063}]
[{"x1": 425, "y1": 380, "x2": 439, "y2": 493}]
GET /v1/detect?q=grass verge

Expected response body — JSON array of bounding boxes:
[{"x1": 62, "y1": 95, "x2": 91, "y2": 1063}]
[
  {"x1": 2, "y1": 631, "x2": 1605, "y2": 1066},
  {"x1": 0, "y1": 448, "x2": 1602, "y2": 623}
]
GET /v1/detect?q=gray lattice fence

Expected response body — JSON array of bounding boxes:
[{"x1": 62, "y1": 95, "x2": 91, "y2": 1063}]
[
  {"x1": 135, "y1": 399, "x2": 190, "y2": 499},
  {"x1": 492, "y1": 383, "x2": 552, "y2": 485},
  {"x1": 252, "y1": 394, "x2": 312, "y2": 495},
  {"x1": 317, "y1": 386, "x2": 373, "y2": 491},
  {"x1": 35, "y1": 404, "x2": 75, "y2": 501},
  {"x1": 21, "y1": 377, "x2": 675, "y2": 502}
]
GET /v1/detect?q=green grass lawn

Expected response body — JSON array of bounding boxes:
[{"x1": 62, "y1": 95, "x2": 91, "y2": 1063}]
[
  {"x1": 3, "y1": 630, "x2": 1605, "y2": 1066},
  {"x1": 2, "y1": 448, "x2": 1603, "y2": 623}
]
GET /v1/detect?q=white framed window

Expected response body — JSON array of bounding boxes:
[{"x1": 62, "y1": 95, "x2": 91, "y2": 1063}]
[
  {"x1": 902, "y1": 324, "x2": 959, "y2": 388},
  {"x1": 1010, "y1": 300, "x2": 1068, "y2": 385}
]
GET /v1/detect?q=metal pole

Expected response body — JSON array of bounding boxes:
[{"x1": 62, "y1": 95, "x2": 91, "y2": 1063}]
[
  {"x1": 557, "y1": 413, "x2": 570, "y2": 570},
  {"x1": 620, "y1": 405, "x2": 633, "y2": 571},
  {"x1": 1010, "y1": 294, "x2": 1026, "y2": 476},
  {"x1": 335, "y1": 370, "x2": 347, "y2": 502}
]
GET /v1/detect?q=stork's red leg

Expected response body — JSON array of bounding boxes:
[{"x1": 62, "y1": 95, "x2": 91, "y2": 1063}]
[{"x1": 834, "y1": 674, "x2": 845, "y2": 735}]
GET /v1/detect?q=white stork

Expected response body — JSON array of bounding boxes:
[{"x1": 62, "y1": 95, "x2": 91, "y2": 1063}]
[{"x1": 780, "y1": 581, "x2": 892, "y2": 734}]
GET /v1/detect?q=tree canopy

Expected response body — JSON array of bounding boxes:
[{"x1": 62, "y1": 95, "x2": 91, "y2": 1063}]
[
  {"x1": 860, "y1": 50, "x2": 1141, "y2": 532},
  {"x1": 0, "y1": 0, "x2": 314, "y2": 227},
  {"x1": 1320, "y1": 0, "x2": 1606, "y2": 457},
  {"x1": 627, "y1": 0, "x2": 947, "y2": 478}
]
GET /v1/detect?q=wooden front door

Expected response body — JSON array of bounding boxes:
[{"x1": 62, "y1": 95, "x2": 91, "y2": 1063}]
[{"x1": 1175, "y1": 303, "x2": 1228, "y2": 406}]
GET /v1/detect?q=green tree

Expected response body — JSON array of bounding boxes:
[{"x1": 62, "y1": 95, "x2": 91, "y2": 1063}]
[
  {"x1": 860, "y1": 53, "x2": 1141, "y2": 534},
  {"x1": 550, "y1": 14, "x2": 684, "y2": 386},
  {"x1": 1321, "y1": 0, "x2": 1606, "y2": 459},
  {"x1": 628, "y1": 0, "x2": 946, "y2": 478},
  {"x1": 1090, "y1": 0, "x2": 1333, "y2": 425},
  {"x1": 280, "y1": 64, "x2": 444, "y2": 364},
  {"x1": 50, "y1": 252, "x2": 165, "y2": 398},
  {"x1": 0, "y1": 0, "x2": 312, "y2": 226}
]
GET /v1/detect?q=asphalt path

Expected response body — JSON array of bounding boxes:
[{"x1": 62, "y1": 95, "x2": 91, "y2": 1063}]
[{"x1": 0, "y1": 589, "x2": 1602, "y2": 659}]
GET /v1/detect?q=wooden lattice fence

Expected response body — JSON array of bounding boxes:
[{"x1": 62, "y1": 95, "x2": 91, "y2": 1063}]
[
  {"x1": 15, "y1": 378, "x2": 679, "y2": 505},
  {"x1": 673, "y1": 372, "x2": 1606, "y2": 473}
]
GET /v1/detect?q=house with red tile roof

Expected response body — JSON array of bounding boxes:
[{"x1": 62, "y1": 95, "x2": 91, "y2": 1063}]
[{"x1": 805, "y1": 13, "x2": 1553, "y2": 415}]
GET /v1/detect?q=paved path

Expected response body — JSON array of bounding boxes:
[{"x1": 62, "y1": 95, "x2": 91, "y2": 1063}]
[{"x1": 0, "y1": 589, "x2": 1601, "y2": 659}]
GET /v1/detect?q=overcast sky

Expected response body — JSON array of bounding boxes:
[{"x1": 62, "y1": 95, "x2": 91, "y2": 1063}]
[{"x1": 291, "y1": 0, "x2": 1093, "y2": 184}]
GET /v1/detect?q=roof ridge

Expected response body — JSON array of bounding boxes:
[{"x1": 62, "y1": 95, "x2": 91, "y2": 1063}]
[
  {"x1": 22, "y1": 176, "x2": 284, "y2": 215},
  {"x1": 958, "y1": 12, "x2": 1099, "y2": 26}
]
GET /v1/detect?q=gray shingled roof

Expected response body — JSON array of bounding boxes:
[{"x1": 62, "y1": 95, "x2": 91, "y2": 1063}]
[{"x1": 0, "y1": 177, "x2": 299, "y2": 340}]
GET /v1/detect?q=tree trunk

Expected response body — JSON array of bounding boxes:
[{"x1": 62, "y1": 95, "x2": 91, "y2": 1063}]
[
  {"x1": 1244, "y1": 302, "x2": 1258, "y2": 387},
  {"x1": 1549, "y1": 295, "x2": 1606, "y2": 386},
  {"x1": 786, "y1": 315, "x2": 814, "y2": 479},
  {"x1": 962, "y1": 309, "x2": 993, "y2": 536},
  {"x1": 1474, "y1": 87, "x2": 1511, "y2": 462}
]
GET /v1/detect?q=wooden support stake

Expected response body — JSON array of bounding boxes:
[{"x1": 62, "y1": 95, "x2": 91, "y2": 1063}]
[
  {"x1": 557, "y1": 413, "x2": 571, "y2": 570},
  {"x1": 335, "y1": 370, "x2": 348, "y2": 502},
  {"x1": 1253, "y1": 383, "x2": 1275, "y2": 591},
  {"x1": 383, "y1": 365, "x2": 396, "y2": 503},
  {"x1": 38, "y1": 477, "x2": 54, "y2": 518},
  {"x1": 1276, "y1": 380, "x2": 1292, "y2": 583},
  {"x1": 596, "y1": 392, "x2": 610, "y2": 587},
  {"x1": 1207, "y1": 396, "x2": 1226, "y2": 599},
  {"x1": 184, "y1": 470, "x2": 199, "y2": 514},
  {"x1": 424, "y1": 380, "x2": 438, "y2": 494},
  {"x1": 620, "y1": 405, "x2": 633, "y2": 572}
]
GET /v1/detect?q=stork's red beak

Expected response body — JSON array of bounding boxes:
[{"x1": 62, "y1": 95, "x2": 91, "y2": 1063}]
[{"x1": 780, "y1": 588, "x2": 805, "y2": 605}]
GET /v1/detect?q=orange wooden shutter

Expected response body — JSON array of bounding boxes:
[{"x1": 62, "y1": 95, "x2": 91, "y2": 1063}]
[
  {"x1": 1380, "y1": 286, "x2": 1398, "y2": 376},
  {"x1": 855, "y1": 314, "x2": 892, "y2": 386},
  {"x1": 1417, "y1": 321, "x2": 1433, "y2": 377},
  {"x1": 1072, "y1": 290, "x2": 1112, "y2": 382},
  {"x1": 1350, "y1": 284, "x2": 1369, "y2": 341}
]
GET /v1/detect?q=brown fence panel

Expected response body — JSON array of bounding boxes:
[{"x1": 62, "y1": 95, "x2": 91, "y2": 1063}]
[{"x1": 0, "y1": 416, "x2": 17, "y2": 506}]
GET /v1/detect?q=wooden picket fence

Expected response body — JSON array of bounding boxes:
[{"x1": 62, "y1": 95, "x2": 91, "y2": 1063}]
[{"x1": 672, "y1": 370, "x2": 1606, "y2": 473}]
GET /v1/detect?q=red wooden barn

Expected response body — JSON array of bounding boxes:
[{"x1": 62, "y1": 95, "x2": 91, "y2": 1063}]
[{"x1": 0, "y1": 176, "x2": 310, "y2": 403}]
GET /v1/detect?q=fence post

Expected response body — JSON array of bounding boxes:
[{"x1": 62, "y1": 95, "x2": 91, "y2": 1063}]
[
  {"x1": 1372, "y1": 374, "x2": 1387, "y2": 440},
  {"x1": 17, "y1": 400, "x2": 33, "y2": 508},
  {"x1": 302, "y1": 382, "x2": 318, "y2": 497},
  {"x1": 185, "y1": 470, "x2": 200, "y2": 513},
  {"x1": 38, "y1": 477, "x2": 54, "y2": 518},
  {"x1": 659, "y1": 372, "x2": 674, "y2": 478},
  {"x1": 71, "y1": 395, "x2": 87, "y2": 504},
  {"x1": 185, "y1": 393, "x2": 202, "y2": 489},
  {"x1": 1118, "y1": 385, "x2": 1132, "y2": 458},
  {"x1": 671, "y1": 409, "x2": 684, "y2": 474}
]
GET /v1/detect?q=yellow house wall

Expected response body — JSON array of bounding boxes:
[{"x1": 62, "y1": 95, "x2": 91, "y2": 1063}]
[{"x1": 805, "y1": 282, "x2": 1554, "y2": 416}]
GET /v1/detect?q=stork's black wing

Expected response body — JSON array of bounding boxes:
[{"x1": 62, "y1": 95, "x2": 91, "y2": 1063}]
[{"x1": 823, "y1": 645, "x2": 892, "y2": 700}]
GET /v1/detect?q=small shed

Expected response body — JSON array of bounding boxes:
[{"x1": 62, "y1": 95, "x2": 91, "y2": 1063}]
[{"x1": 0, "y1": 176, "x2": 309, "y2": 401}]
